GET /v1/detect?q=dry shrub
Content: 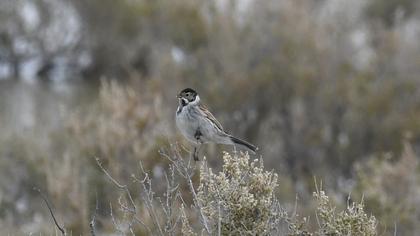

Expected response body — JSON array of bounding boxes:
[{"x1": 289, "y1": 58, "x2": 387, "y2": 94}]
[
  {"x1": 313, "y1": 190, "x2": 377, "y2": 236},
  {"x1": 178, "y1": 151, "x2": 377, "y2": 235},
  {"x1": 62, "y1": 80, "x2": 171, "y2": 232},
  {"x1": 355, "y1": 141, "x2": 420, "y2": 235},
  {"x1": 56, "y1": 142, "x2": 378, "y2": 235},
  {"x1": 68, "y1": 80, "x2": 168, "y2": 178},
  {"x1": 197, "y1": 152, "x2": 282, "y2": 235}
]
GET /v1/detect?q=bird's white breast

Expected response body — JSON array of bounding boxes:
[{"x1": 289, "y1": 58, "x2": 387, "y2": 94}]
[{"x1": 176, "y1": 105, "x2": 200, "y2": 143}]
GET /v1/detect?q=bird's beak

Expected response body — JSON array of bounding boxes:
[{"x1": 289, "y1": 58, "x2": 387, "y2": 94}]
[{"x1": 177, "y1": 94, "x2": 181, "y2": 98}]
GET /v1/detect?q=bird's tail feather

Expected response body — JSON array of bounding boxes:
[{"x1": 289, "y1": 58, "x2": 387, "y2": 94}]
[{"x1": 229, "y1": 135, "x2": 258, "y2": 153}]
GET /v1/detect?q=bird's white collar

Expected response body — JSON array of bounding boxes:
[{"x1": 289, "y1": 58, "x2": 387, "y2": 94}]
[{"x1": 190, "y1": 95, "x2": 200, "y2": 105}]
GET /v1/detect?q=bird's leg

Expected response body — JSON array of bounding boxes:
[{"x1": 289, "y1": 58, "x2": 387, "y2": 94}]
[
  {"x1": 193, "y1": 128, "x2": 203, "y2": 161},
  {"x1": 192, "y1": 143, "x2": 203, "y2": 161},
  {"x1": 193, "y1": 146, "x2": 199, "y2": 161}
]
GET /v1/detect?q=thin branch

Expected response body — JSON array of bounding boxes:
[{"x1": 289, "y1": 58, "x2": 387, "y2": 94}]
[
  {"x1": 95, "y1": 157, "x2": 136, "y2": 211},
  {"x1": 96, "y1": 156, "x2": 147, "y2": 235},
  {"x1": 120, "y1": 203, "x2": 153, "y2": 234},
  {"x1": 90, "y1": 191, "x2": 99, "y2": 236},
  {"x1": 218, "y1": 201, "x2": 222, "y2": 236},
  {"x1": 137, "y1": 161, "x2": 165, "y2": 236},
  {"x1": 33, "y1": 187, "x2": 65, "y2": 235},
  {"x1": 162, "y1": 145, "x2": 212, "y2": 234},
  {"x1": 110, "y1": 202, "x2": 124, "y2": 235}
]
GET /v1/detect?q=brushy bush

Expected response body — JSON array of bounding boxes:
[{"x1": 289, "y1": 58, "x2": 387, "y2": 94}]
[
  {"x1": 68, "y1": 80, "x2": 169, "y2": 176},
  {"x1": 178, "y1": 151, "x2": 377, "y2": 236},
  {"x1": 313, "y1": 190, "x2": 377, "y2": 236},
  {"x1": 196, "y1": 152, "x2": 283, "y2": 235},
  {"x1": 26, "y1": 143, "x2": 378, "y2": 235},
  {"x1": 63, "y1": 80, "x2": 173, "y2": 232},
  {"x1": 354, "y1": 141, "x2": 420, "y2": 235}
]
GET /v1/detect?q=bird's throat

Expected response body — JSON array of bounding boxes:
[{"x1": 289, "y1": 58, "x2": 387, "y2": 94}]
[{"x1": 181, "y1": 99, "x2": 187, "y2": 106}]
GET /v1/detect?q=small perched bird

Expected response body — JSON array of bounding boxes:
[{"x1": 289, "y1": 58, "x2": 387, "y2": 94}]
[{"x1": 176, "y1": 88, "x2": 258, "y2": 160}]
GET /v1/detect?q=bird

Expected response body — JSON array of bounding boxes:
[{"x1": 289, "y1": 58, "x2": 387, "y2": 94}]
[{"x1": 175, "y1": 88, "x2": 258, "y2": 160}]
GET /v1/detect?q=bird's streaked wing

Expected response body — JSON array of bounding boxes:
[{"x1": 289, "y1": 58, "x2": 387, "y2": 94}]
[{"x1": 198, "y1": 104, "x2": 224, "y2": 132}]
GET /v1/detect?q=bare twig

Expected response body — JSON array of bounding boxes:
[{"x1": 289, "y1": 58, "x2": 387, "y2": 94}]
[
  {"x1": 95, "y1": 157, "x2": 136, "y2": 212},
  {"x1": 110, "y1": 202, "x2": 124, "y2": 235},
  {"x1": 137, "y1": 161, "x2": 165, "y2": 236},
  {"x1": 33, "y1": 187, "x2": 66, "y2": 235},
  {"x1": 96, "y1": 157, "x2": 143, "y2": 235},
  {"x1": 90, "y1": 191, "x2": 99, "y2": 236},
  {"x1": 96, "y1": 143, "x2": 212, "y2": 235},
  {"x1": 161, "y1": 145, "x2": 212, "y2": 234},
  {"x1": 120, "y1": 203, "x2": 153, "y2": 234},
  {"x1": 394, "y1": 222, "x2": 397, "y2": 236},
  {"x1": 217, "y1": 201, "x2": 222, "y2": 236}
]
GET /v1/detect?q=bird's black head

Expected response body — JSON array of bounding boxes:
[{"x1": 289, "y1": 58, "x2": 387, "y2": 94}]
[{"x1": 178, "y1": 88, "x2": 198, "y2": 105}]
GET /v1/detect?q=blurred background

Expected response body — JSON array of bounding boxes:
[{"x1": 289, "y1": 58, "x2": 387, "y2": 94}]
[{"x1": 1, "y1": 0, "x2": 420, "y2": 234}]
